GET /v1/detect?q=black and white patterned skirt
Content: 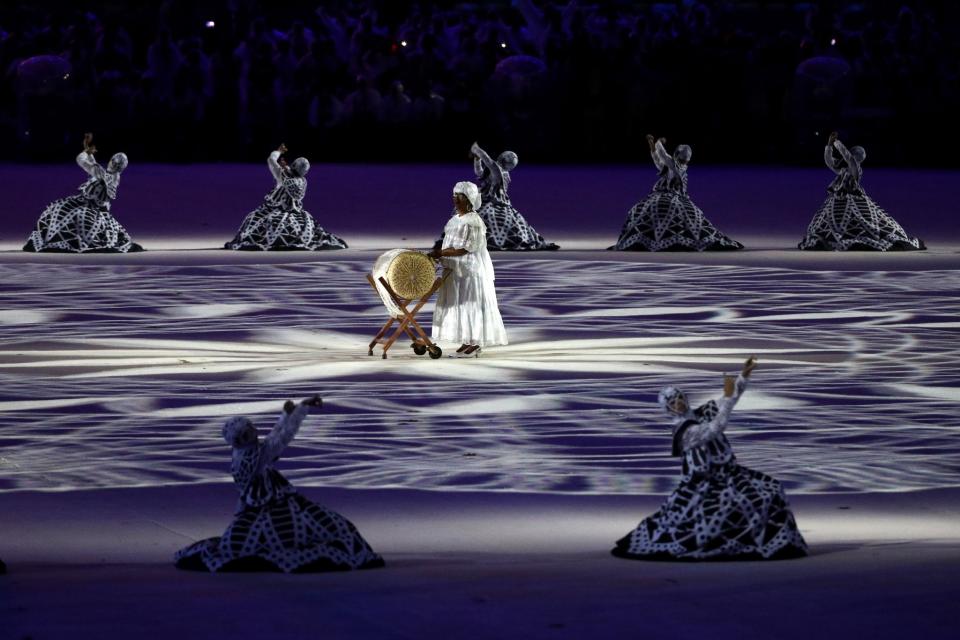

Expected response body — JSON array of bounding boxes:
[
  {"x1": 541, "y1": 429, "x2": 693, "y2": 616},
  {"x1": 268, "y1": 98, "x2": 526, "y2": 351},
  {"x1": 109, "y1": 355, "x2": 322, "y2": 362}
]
[
  {"x1": 225, "y1": 205, "x2": 348, "y2": 251},
  {"x1": 612, "y1": 463, "x2": 807, "y2": 561},
  {"x1": 798, "y1": 193, "x2": 925, "y2": 251},
  {"x1": 175, "y1": 492, "x2": 384, "y2": 573},
  {"x1": 478, "y1": 201, "x2": 559, "y2": 251},
  {"x1": 23, "y1": 195, "x2": 142, "y2": 253},
  {"x1": 611, "y1": 191, "x2": 742, "y2": 252}
]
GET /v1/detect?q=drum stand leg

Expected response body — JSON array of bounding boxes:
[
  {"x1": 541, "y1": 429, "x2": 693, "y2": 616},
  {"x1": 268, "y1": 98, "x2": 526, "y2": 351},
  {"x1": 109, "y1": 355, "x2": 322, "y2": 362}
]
[{"x1": 367, "y1": 272, "x2": 450, "y2": 359}]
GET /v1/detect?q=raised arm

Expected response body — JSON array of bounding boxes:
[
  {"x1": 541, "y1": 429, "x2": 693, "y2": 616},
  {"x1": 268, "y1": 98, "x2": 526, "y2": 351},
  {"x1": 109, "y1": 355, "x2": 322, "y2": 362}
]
[
  {"x1": 654, "y1": 139, "x2": 677, "y2": 173},
  {"x1": 76, "y1": 150, "x2": 101, "y2": 176},
  {"x1": 645, "y1": 134, "x2": 665, "y2": 170},
  {"x1": 833, "y1": 139, "x2": 857, "y2": 169},
  {"x1": 76, "y1": 132, "x2": 103, "y2": 178},
  {"x1": 470, "y1": 142, "x2": 501, "y2": 183},
  {"x1": 823, "y1": 145, "x2": 841, "y2": 173},
  {"x1": 259, "y1": 396, "x2": 322, "y2": 464},
  {"x1": 267, "y1": 150, "x2": 284, "y2": 181},
  {"x1": 681, "y1": 357, "x2": 757, "y2": 450}
]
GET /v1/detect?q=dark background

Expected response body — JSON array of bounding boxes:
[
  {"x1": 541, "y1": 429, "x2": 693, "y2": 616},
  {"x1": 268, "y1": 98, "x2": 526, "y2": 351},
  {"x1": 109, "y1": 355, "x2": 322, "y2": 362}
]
[{"x1": 2, "y1": 0, "x2": 957, "y2": 165}]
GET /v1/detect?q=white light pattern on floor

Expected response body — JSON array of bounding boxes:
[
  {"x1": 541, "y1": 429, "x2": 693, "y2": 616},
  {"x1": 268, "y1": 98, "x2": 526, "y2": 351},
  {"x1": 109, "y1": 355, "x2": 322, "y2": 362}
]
[{"x1": 0, "y1": 260, "x2": 957, "y2": 495}]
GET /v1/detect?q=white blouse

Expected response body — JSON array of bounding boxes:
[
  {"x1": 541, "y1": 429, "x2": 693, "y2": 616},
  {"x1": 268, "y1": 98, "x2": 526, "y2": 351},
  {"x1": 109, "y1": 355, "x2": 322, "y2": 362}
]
[{"x1": 440, "y1": 212, "x2": 495, "y2": 280}]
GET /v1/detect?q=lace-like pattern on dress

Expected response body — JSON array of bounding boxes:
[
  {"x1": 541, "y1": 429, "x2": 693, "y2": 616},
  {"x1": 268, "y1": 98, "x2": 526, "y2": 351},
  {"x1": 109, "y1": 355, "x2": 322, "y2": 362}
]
[{"x1": 24, "y1": 152, "x2": 141, "y2": 253}]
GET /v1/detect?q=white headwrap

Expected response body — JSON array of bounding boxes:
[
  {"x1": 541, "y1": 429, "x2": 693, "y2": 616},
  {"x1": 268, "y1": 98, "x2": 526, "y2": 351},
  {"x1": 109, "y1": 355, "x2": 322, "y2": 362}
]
[
  {"x1": 108, "y1": 152, "x2": 128, "y2": 173},
  {"x1": 658, "y1": 386, "x2": 688, "y2": 416},
  {"x1": 222, "y1": 416, "x2": 257, "y2": 447},
  {"x1": 497, "y1": 151, "x2": 518, "y2": 171},
  {"x1": 291, "y1": 157, "x2": 310, "y2": 177},
  {"x1": 453, "y1": 181, "x2": 482, "y2": 212}
]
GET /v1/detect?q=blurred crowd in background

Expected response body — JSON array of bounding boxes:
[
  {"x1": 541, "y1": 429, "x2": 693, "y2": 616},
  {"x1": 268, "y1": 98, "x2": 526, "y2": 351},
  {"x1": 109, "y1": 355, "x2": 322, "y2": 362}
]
[{"x1": 1, "y1": 0, "x2": 956, "y2": 165}]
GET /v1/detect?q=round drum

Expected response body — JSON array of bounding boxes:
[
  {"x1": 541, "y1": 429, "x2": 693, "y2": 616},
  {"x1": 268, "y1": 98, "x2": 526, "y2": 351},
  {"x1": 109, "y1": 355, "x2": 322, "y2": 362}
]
[{"x1": 372, "y1": 249, "x2": 437, "y2": 318}]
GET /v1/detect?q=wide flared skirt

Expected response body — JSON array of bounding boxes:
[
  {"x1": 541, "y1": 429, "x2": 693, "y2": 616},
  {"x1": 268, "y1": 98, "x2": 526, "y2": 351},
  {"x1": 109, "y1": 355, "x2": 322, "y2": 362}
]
[
  {"x1": 798, "y1": 193, "x2": 925, "y2": 251},
  {"x1": 225, "y1": 205, "x2": 348, "y2": 251},
  {"x1": 611, "y1": 191, "x2": 742, "y2": 252},
  {"x1": 432, "y1": 272, "x2": 508, "y2": 347},
  {"x1": 175, "y1": 493, "x2": 384, "y2": 573},
  {"x1": 23, "y1": 195, "x2": 142, "y2": 253},
  {"x1": 478, "y1": 201, "x2": 558, "y2": 251},
  {"x1": 612, "y1": 464, "x2": 807, "y2": 561}
]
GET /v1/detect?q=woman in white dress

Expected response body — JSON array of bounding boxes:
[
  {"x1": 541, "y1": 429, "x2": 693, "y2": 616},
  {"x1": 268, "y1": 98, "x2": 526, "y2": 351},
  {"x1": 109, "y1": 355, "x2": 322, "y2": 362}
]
[{"x1": 428, "y1": 181, "x2": 508, "y2": 357}]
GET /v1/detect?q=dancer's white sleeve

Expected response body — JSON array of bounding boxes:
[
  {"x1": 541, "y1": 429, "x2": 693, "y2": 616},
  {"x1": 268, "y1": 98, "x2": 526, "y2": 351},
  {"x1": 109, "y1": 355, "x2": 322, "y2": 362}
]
[
  {"x1": 446, "y1": 219, "x2": 474, "y2": 251},
  {"x1": 267, "y1": 151, "x2": 284, "y2": 181},
  {"x1": 824, "y1": 145, "x2": 841, "y2": 173},
  {"x1": 683, "y1": 375, "x2": 748, "y2": 450},
  {"x1": 832, "y1": 140, "x2": 858, "y2": 169},
  {"x1": 472, "y1": 144, "x2": 502, "y2": 186},
  {"x1": 261, "y1": 403, "x2": 310, "y2": 463},
  {"x1": 76, "y1": 151, "x2": 104, "y2": 179},
  {"x1": 654, "y1": 141, "x2": 676, "y2": 173}
]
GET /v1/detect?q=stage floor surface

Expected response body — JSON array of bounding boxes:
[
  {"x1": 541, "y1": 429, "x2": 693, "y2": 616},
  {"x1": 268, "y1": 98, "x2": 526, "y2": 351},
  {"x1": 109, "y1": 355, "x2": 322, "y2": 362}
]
[
  {"x1": 0, "y1": 150, "x2": 960, "y2": 640},
  {"x1": 1, "y1": 229, "x2": 959, "y2": 636}
]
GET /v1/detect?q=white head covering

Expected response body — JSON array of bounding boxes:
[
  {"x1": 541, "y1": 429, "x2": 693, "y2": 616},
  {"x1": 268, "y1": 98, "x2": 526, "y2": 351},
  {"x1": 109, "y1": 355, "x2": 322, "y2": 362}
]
[
  {"x1": 108, "y1": 152, "x2": 128, "y2": 173},
  {"x1": 291, "y1": 157, "x2": 310, "y2": 177},
  {"x1": 222, "y1": 416, "x2": 257, "y2": 447},
  {"x1": 674, "y1": 145, "x2": 692, "y2": 163},
  {"x1": 497, "y1": 151, "x2": 518, "y2": 171},
  {"x1": 658, "y1": 386, "x2": 688, "y2": 416},
  {"x1": 453, "y1": 181, "x2": 482, "y2": 212}
]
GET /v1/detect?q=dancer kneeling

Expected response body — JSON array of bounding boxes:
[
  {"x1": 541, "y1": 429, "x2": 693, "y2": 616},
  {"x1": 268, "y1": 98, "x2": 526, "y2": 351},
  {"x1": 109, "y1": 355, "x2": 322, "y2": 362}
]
[
  {"x1": 611, "y1": 135, "x2": 742, "y2": 251},
  {"x1": 24, "y1": 132, "x2": 142, "y2": 253},
  {"x1": 428, "y1": 181, "x2": 508, "y2": 357},
  {"x1": 225, "y1": 144, "x2": 347, "y2": 250},
  {"x1": 175, "y1": 396, "x2": 384, "y2": 573},
  {"x1": 798, "y1": 132, "x2": 924, "y2": 251},
  {"x1": 612, "y1": 357, "x2": 807, "y2": 561}
]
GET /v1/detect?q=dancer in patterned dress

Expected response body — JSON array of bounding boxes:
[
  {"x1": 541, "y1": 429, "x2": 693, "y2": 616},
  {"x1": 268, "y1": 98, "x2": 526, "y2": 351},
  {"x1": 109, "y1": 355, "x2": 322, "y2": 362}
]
[
  {"x1": 798, "y1": 132, "x2": 925, "y2": 251},
  {"x1": 432, "y1": 143, "x2": 558, "y2": 252},
  {"x1": 175, "y1": 396, "x2": 384, "y2": 573},
  {"x1": 466, "y1": 142, "x2": 558, "y2": 251},
  {"x1": 612, "y1": 357, "x2": 808, "y2": 561},
  {"x1": 428, "y1": 181, "x2": 508, "y2": 357},
  {"x1": 611, "y1": 135, "x2": 742, "y2": 251},
  {"x1": 23, "y1": 133, "x2": 142, "y2": 253},
  {"x1": 225, "y1": 144, "x2": 348, "y2": 250}
]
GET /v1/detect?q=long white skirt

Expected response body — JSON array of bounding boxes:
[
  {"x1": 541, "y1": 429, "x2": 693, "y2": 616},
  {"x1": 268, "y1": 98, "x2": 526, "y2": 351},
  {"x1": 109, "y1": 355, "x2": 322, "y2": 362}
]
[{"x1": 432, "y1": 271, "x2": 508, "y2": 347}]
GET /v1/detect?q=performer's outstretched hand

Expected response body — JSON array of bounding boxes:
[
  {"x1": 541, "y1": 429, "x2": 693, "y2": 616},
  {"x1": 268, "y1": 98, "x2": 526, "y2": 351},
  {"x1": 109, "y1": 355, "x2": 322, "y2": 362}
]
[
  {"x1": 646, "y1": 134, "x2": 656, "y2": 151},
  {"x1": 302, "y1": 395, "x2": 323, "y2": 409},
  {"x1": 277, "y1": 143, "x2": 288, "y2": 154},
  {"x1": 828, "y1": 131, "x2": 838, "y2": 145},
  {"x1": 741, "y1": 356, "x2": 758, "y2": 378},
  {"x1": 283, "y1": 395, "x2": 323, "y2": 414}
]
